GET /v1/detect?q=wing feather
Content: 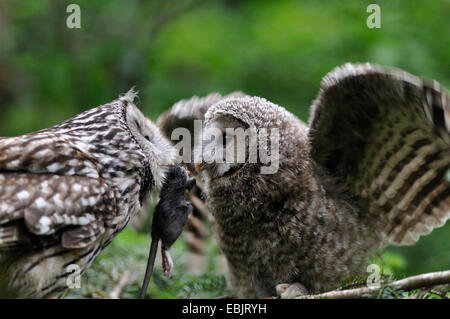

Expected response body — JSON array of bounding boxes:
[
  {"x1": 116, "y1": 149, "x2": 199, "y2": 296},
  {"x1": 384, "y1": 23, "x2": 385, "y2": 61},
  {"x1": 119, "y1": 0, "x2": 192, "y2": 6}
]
[
  {"x1": 0, "y1": 172, "x2": 116, "y2": 248},
  {"x1": 61, "y1": 220, "x2": 105, "y2": 249},
  {"x1": 0, "y1": 134, "x2": 99, "y2": 178},
  {"x1": 309, "y1": 63, "x2": 450, "y2": 245}
]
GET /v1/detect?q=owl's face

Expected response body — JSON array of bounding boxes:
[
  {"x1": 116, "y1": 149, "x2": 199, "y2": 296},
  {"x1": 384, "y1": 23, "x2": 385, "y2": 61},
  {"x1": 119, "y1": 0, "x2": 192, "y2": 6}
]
[
  {"x1": 125, "y1": 100, "x2": 176, "y2": 188},
  {"x1": 197, "y1": 115, "x2": 251, "y2": 180},
  {"x1": 196, "y1": 97, "x2": 309, "y2": 188}
]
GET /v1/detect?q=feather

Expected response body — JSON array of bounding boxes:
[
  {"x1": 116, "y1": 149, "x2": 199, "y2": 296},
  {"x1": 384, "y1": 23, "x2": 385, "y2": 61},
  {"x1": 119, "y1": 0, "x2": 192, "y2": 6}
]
[
  {"x1": 0, "y1": 172, "x2": 114, "y2": 247},
  {"x1": 157, "y1": 91, "x2": 248, "y2": 170},
  {"x1": 61, "y1": 220, "x2": 106, "y2": 249},
  {"x1": 309, "y1": 63, "x2": 450, "y2": 245}
]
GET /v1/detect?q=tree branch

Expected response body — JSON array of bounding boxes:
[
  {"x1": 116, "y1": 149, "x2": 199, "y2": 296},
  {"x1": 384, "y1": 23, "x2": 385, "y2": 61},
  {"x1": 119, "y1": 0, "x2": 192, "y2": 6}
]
[
  {"x1": 296, "y1": 270, "x2": 450, "y2": 299},
  {"x1": 109, "y1": 270, "x2": 131, "y2": 299}
]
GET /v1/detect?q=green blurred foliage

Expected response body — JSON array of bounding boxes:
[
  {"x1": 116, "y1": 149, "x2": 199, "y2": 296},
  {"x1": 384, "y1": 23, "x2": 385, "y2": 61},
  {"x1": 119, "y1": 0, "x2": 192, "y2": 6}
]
[
  {"x1": 66, "y1": 228, "x2": 231, "y2": 299},
  {"x1": 1, "y1": 0, "x2": 449, "y2": 133},
  {"x1": 0, "y1": 0, "x2": 449, "y2": 298}
]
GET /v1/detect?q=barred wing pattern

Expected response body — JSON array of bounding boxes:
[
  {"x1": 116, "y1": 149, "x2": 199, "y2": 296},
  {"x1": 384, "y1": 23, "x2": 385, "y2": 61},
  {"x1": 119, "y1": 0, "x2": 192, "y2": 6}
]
[{"x1": 309, "y1": 63, "x2": 450, "y2": 245}]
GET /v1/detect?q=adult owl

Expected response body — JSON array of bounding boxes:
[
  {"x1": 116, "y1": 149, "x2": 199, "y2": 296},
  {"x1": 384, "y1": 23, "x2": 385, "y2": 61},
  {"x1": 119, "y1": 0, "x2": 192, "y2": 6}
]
[
  {"x1": 0, "y1": 90, "x2": 176, "y2": 298},
  {"x1": 158, "y1": 63, "x2": 450, "y2": 298}
]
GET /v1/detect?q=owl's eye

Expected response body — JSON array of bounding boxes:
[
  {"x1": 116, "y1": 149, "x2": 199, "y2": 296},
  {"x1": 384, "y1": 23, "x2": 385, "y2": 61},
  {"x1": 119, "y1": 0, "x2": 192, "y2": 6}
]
[{"x1": 145, "y1": 135, "x2": 151, "y2": 141}]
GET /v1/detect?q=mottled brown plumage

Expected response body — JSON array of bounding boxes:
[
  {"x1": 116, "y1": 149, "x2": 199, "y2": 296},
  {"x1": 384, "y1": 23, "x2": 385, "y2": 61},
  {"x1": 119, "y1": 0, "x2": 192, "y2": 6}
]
[
  {"x1": 158, "y1": 63, "x2": 450, "y2": 298},
  {"x1": 157, "y1": 91, "x2": 246, "y2": 271},
  {"x1": 0, "y1": 90, "x2": 175, "y2": 298}
]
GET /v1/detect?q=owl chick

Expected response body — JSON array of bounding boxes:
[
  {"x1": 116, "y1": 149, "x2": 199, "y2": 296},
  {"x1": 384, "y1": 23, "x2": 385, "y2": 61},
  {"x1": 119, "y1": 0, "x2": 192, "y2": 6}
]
[
  {"x1": 158, "y1": 63, "x2": 450, "y2": 298},
  {"x1": 156, "y1": 91, "x2": 247, "y2": 273},
  {"x1": 0, "y1": 89, "x2": 176, "y2": 298}
]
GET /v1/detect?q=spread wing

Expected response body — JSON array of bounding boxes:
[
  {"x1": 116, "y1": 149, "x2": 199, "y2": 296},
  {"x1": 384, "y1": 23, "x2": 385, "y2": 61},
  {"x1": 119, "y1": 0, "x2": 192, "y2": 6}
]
[
  {"x1": 0, "y1": 134, "x2": 116, "y2": 249},
  {"x1": 309, "y1": 63, "x2": 450, "y2": 246}
]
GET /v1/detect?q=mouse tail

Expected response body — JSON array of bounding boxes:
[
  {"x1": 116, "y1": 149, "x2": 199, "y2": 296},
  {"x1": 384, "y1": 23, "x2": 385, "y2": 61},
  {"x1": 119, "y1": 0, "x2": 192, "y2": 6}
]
[{"x1": 140, "y1": 238, "x2": 159, "y2": 299}]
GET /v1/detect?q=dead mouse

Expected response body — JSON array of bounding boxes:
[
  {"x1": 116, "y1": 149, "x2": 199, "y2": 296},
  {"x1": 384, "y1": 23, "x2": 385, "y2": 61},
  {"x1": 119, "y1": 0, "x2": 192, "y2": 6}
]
[{"x1": 140, "y1": 164, "x2": 195, "y2": 299}]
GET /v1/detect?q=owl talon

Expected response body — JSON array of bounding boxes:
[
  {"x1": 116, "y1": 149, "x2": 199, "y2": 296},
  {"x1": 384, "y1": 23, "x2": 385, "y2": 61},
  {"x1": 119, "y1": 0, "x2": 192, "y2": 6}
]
[{"x1": 276, "y1": 283, "x2": 309, "y2": 299}]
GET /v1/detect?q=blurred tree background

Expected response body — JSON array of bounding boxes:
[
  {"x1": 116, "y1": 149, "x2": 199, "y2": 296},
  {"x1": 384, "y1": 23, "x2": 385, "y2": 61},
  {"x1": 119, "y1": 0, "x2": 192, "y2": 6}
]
[{"x1": 0, "y1": 0, "x2": 448, "y2": 298}]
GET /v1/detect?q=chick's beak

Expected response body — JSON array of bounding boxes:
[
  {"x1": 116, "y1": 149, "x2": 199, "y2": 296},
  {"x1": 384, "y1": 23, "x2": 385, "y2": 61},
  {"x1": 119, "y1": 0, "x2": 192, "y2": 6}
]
[{"x1": 187, "y1": 177, "x2": 196, "y2": 191}]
